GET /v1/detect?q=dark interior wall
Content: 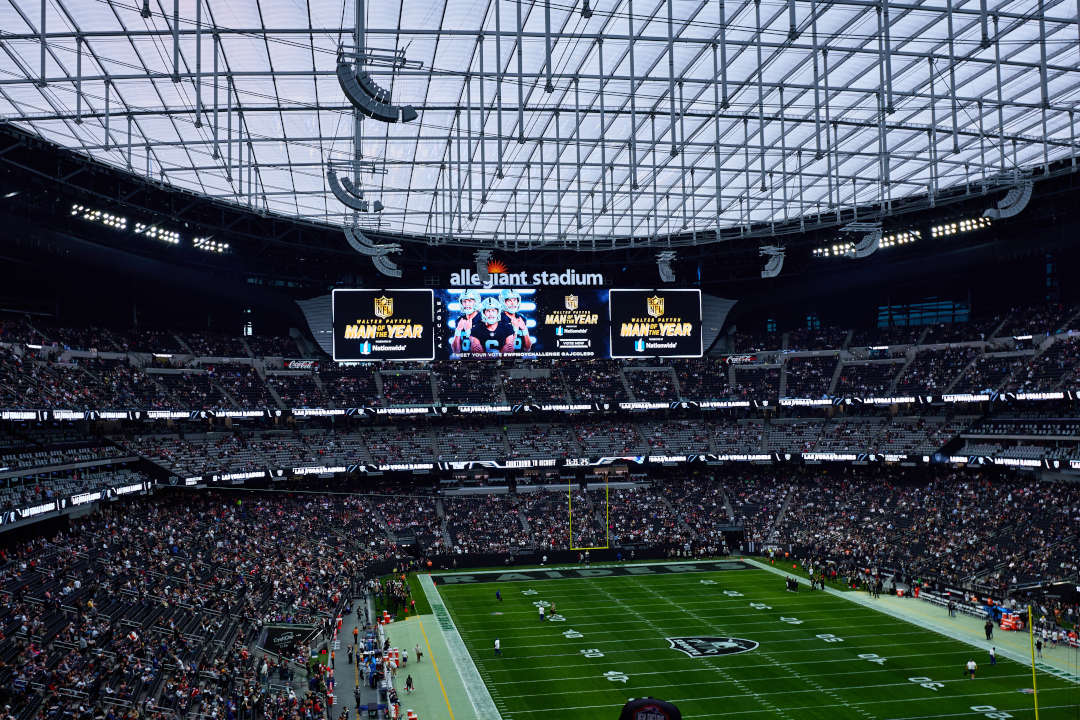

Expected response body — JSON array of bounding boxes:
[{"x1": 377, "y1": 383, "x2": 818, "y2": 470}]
[
  {"x1": 0, "y1": 218, "x2": 305, "y2": 337},
  {"x1": 3, "y1": 122, "x2": 1080, "y2": 338}
]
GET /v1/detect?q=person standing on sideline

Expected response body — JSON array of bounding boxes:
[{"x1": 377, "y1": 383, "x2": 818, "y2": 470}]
[
  {"x1": 415, "y1": 644, "x2": 422, "y2": 663},
  {"x1": 353, "y1": 627, "x2": 359, "y2": 645},
  {"x1": 984, "y1": 620, "x2": 994, "y2": 641},
  {"x1": 966, "y1": 659, "x2": 977, "y2": 679},
  {"x1": 401, "y1": 649, "x2": 408, "y2": 667},
  {"x1": 494, "y1": 638, "x2": 501, "y2": 656},
  {"x1": 1036, "y1": 638, "x2": 1044, "y2": 657},
  {"x1": 538, "y1": 604, "x2": 545, "y2": 621},
  {"x1": 989, "y1": 647, "x2": 996, "y2": 665},
  {"x1": 496, "y1": 590, "x2": 502, "y2": 602},
  {"x1": 405, "y1": 675, "x2": 414, "y2": 694}
]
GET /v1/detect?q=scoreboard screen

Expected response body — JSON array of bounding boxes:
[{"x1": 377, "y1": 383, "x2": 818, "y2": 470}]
[
  {"x1": 332, "y1": 289, "x2": 434, "y2": 361},
  {"x1": 435, "y1": 288, "x2": 608, "y2": 359},
  {"x1": 608, "y1": 289, "x2": 703, "y2": 358},
  {"x1": 329, "y1": 287, "x2": 704, "y2": 361}
]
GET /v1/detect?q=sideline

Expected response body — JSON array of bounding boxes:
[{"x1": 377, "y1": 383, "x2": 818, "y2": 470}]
[
  {"x1": 418, "y1": 574, "x2": 504, "y2": 720},
  {"x1": 743, "y1": 558, "x2": 1080, "y2": 685},
  {"x1": 416, "y1": 615, "x2": 456, "y2": 720}
]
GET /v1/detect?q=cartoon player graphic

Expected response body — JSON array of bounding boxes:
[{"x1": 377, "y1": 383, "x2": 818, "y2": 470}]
[
  {"x1": 450, "y1": 289, "x2": 483, "y2": 354},
  {"x1": 499, "y1": 289, "x2": 533, "y2": 352}
]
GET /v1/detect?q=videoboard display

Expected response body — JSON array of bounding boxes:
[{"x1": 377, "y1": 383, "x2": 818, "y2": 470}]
[
  {"x1": 331, "y1": 289, "x2": 434, "y2": 361},
  {"x1": 435, "y1": 288, "x2": 608, "y2": 359},
  {"x1": 330, "y1": 287, "x2": 702, "y2": 360},
  {"x1": 609, "y1": 289, "x2": 703, "y2": 358}
]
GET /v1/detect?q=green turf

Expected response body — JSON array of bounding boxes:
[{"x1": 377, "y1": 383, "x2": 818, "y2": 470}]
[{"x1": 433, "y1": 565, "x2": 1079, "y2": 719}]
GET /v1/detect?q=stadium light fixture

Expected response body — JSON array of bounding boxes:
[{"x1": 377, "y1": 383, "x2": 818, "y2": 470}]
[
  {"x1": 70, "y1": 203, "x2": 128, "y2": 231},
  {"x1": 193, "y1": 237, "x2": 229, "y2": 253},
  {"x1": 930, "y1": 217, "x2": 991, "y2": 238},
  {"x1": 812, "y1": 228, "x2": 920, "y2": 258},
  {"x1": 134, "y1": 222, "x2": 180, "y2": 245}
]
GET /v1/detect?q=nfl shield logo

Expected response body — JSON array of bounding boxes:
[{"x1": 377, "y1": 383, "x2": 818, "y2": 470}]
[
  {"x1": 565, "y1": 294, "x2": 579, "y2": 310},
  {"x1": 647, "y1": 295, "x2": 664, "y2": 317},
  {"x1": 374, "y1": 296, "x2": 394, "y2": 319}
]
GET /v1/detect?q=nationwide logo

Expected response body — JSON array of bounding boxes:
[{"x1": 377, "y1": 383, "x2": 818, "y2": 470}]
[
  {"x1": 666, "y1": 636, "x2": 758, "y2": 658},
  {"x1": 565, "y1": 294, "x2": 579, "y2": 310},
  {"x1": 647, "y1": 295, "x2": 665, "y2": 318},
  {"x1": 374, "y1": 296, "x2": 394, "y2": 319}
]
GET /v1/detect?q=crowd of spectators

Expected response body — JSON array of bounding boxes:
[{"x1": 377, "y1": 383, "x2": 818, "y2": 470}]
[
  {"x1": 500, "y1": 374, "x2": 568, "y2": 404},
  {"x1": 0, "y1": 491, "x2": 403, "y2": 720},
  {"x1": 673, "y1": 358, "x2": 731, "y2": 400},
  {"x1": 444, "y1": 494, "x2": 528, "y2": 554},
  {"x1": 895, "y1": 347, "x2": 979, "y2": 394},
  {"x1": 176, "y1": 333, "x2": 250, "y2": 358},
  {"x1": 624, "y1": 369, "x2": 680, "y2": 402},
  {"x1": 559, "y1": 361, "x2": 628, "y2": 402},
  {"x1": 265, "y1": 372, "x2": 324, "y2": 408},
  {"x1": 732, "y1": 366, "x2": 780, "y2": 400},
  {"x1": 783, "y1": 356, "x2": 838, "y2": 398},
  {"x1": 7, "y1": 330, "x2": 1080, "y2": 414},
  {"x1": 380, "y1": 372, "x2": 433, "y2": 406},
  {"x1": 951, "y1": 354, "x2": 1029, "y2": 394},
  {"x1": 786, "y1": 327, "x2": 849, "y2": 352},
  {"x1": 834, "y1": 362, "x2": 904, "y2": 397},
  {"x1": 0, "y1": 457, "x2": 1075, "y2": 720},
  {"x1": 436, "y1": 364, "x2": 500, "y2": 405}
]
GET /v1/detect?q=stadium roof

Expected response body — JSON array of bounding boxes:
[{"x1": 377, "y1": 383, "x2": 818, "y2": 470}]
[{"x1": 1, "y1": 0, "x2": 1078, "y2": 251}]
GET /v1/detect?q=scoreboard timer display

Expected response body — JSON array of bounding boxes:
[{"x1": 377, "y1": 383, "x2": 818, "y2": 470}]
[{"x1": 608, "y1": 289, "x2": 703, "y2": 358}]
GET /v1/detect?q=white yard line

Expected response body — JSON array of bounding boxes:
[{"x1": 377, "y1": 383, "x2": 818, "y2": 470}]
[{"x1": 418, "y1": 574, "x2": 503, "y2": 720}]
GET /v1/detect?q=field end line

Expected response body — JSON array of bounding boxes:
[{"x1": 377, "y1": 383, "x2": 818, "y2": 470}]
[{"x1": 419, "y1": 573, "x2": 503, "y2": 720}]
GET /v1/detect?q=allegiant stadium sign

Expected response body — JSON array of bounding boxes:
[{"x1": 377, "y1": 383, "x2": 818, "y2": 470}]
[{"x1": 449, "y1": 268, "x2": 605, "y2": 287}]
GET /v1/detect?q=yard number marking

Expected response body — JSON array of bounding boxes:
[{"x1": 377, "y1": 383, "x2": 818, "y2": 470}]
[{"x1": 909, "y1": 676, "x2": 944, "y2": 691}]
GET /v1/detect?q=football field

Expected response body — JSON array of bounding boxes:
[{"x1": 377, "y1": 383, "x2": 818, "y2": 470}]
[{"x1": 427, "y1": 560, "x2": 1080, "y2": 719}]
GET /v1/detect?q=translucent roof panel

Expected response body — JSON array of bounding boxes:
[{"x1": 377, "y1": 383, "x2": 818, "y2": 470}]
[{"x1": 1, "y1": 0, "x2": 1078, "y2": 250}]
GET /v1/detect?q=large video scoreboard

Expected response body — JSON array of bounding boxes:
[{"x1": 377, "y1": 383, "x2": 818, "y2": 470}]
[
  {"x1": 609, "y1": 289, "x2": 703, "y2": 358},
  {"x1": 332, "y1": 287, "x2": 701, "y2": 361},
  {"x1": 332, "y1": 289, "x2": 435, "y2": 361}
]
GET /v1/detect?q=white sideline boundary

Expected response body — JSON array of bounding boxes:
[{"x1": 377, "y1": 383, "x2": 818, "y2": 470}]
[
  {"x1": 743, "y1": 558, "x2": 1080, "y2": 686},
  {"x1": 418, "y1": 574, "x2": 504, "y2": 720}
]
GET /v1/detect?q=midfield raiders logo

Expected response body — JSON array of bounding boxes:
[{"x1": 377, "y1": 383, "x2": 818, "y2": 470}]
[{"x1": 666, "y1": 636, "x2": 758, "y2": 658}]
